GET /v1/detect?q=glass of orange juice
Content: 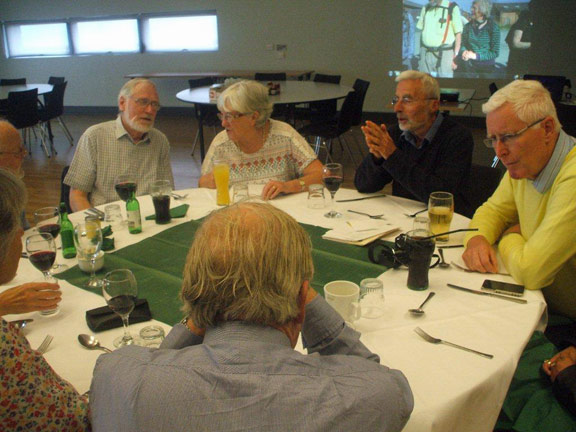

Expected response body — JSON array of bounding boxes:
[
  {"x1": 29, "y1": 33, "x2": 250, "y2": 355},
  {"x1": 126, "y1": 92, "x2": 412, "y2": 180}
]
[{"x1": 213, "y1": 160, "x2": 230, "y2": 206}]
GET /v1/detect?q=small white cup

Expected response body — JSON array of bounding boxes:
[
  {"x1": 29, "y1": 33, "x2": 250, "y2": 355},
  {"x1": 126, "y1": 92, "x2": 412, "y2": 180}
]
[
  {"x1": 324, "y1": 280, "x2": 361, "y2": 325},
  {"x1": 307, "y1": 184, "x2": 325, "y2": 209},
  {"x1": 104, "y1": 204, "x2": 123, "y2": 228},
  {"x1": 233, "y1": 183, "x2": 249, "y2": 203}
]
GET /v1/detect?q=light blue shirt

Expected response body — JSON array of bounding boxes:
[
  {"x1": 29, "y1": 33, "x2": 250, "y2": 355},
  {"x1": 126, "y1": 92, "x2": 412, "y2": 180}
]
[
  {"x1": 533, "y1": 130, "x2": 576, "y2": 193},
  {"x1": 401, "y1": 113, "x2": 444, "y2": 149}
]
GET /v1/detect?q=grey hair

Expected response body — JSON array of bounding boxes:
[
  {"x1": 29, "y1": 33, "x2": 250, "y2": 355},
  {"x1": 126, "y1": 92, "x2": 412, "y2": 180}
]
[
  {"x1": 396, "y1": 70, "x2": 440, "y2": 99},
  {"x1": 217, "y1": 80, "x2": 273, "y2": 128},
  {"x1": 0, "y1": 168, "x2": 26, "y2": 267},
  {"x1": 473, "y1": 0, "x2": 492, "y2": 18},
  {"x1": 180, "y1": 202, "x2": 314, "y2": 328},
  {"x1": 118, "y1": 78, "x2": 157, "y2": 104},
  {"x1": 483, "y1": 80, "x2": 561, "y2": 132}
]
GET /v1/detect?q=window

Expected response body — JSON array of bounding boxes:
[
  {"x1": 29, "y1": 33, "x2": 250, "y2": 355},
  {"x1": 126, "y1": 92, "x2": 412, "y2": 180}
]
[
  {"x1": 142, "y1": 14, "x2": 218, "y2": 52},
  {"x1": 4, "y1": 22, "x2": 69, "y2": 57},
  {"x1": 72, "y1": 19, "x2": 139, "y2": 54},
  {"x1": 2, "y1": 11, "x2": 218, "y2": 58}
]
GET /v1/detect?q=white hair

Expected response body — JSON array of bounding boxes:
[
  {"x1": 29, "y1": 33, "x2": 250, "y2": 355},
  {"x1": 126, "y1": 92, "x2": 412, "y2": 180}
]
[
  {"x1": 396, "y1": 70, "x2": 440, "y2": 99},
  {"x1": 217, "y1": 80, "x2": 273, "y2": 128}
]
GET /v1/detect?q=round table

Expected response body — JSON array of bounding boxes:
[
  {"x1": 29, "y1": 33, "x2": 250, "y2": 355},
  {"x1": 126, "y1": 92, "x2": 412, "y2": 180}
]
[
  {"x1": 176, "y1": 81, "x2": 353, "y2": 160},
  {"x1": 0, "y1": 83, "x2": 53, "y2": 100}
]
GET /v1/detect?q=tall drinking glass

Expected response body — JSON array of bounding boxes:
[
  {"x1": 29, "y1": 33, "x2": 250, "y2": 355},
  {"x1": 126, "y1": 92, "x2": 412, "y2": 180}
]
[
  {"x1": 73, "y1": 221, "x2": 104, "y2": 289},
  {"x1": 34, "y1": 206, "x2": 68, "y2": 272},
  {"x1": 102, "y1": 269, "x2": 140, "y2": 347},
  {"x1": 150, "y1": 180, "x2": 172, "y2": 224},
  {"x1": 213, "y1": 160, "x2": 230, "y2": 206},
  {"x1": 322, "y1": 163, "x2": 343, "y2": 218},
  {"x1": 114, "y1": 175, "x2": 138, "y2": 202},
  {"x1": 26, "y1": 233, "x2": 59, "y2": 315},
  {"x1": 428, "y1": 192, "x2": 454, "y2": 242}
]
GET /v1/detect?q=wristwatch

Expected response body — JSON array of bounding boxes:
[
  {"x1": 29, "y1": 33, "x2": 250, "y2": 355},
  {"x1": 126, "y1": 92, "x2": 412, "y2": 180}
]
[{"x1": 298, "y1": 179, "x2": 306, "y2": 192}]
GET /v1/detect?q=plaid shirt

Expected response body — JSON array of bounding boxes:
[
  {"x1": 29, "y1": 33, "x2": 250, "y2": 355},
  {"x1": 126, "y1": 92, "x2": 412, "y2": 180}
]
[{"x1": 65, "y1": 116, "x2": 174, "y2": 206}]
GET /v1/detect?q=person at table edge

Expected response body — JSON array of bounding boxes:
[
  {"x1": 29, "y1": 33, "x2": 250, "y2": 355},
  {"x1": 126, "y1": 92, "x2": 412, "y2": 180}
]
[
  {"x1": 198, "y1": 80, "x2": 323, "y2": 200},
  {"x1": 65, "y1": 78, "x2": 174, "y2": 212},
  {"x1": 354, "y1": 70, "x2": 473, "y2": 215},
  {"x1": 0, "y1": 169, "x2": 88, "y2": 431},
  {"x1": 90, "y1": 202, "x2": 413, "y2": 432},
  {"x1": 463, "y1": 80, "x2": 576, "y2": 320}
]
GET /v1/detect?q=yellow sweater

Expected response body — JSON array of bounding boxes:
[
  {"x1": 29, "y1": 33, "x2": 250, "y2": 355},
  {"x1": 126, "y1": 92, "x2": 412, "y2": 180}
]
[{"x1": 465, "y1": 147, "x2": 576, "y2": 320}]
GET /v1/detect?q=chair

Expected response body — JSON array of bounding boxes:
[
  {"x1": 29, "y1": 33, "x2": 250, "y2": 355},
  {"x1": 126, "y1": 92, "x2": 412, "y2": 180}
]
[
  {"x1": 294, "y1": 73, "x2": 342, "y2": 126},
  {"x1": 350, "y1": 79, "x2": 370, "y2": 127},
  {"x1": 38, "y1": 81, "x2": 74, "y2": 148},
  {"x1": 60, "y1": 166, "x2": 71, "y2": 213},
  {"x1": 6, "y1": 88, "x2": 51, "y2": 157},
  {"x1": 298, "y1": 89, "x2": 357, "y2": 164},
  {"x1": 0, "y1": 78, "x2": 26, "y2": 86},
  {"x1": 254, "y1": 72, "x2": 287, "y2": 81},
  {"x1": 489, "y1": 82, "x2": 498, "y2": 95},
  {"x1": 461, "y1": 163, "x2": 503, "y2": 218},
  {"x1": 188, "y1": 77, "x2": 221, "y2": 157},
  {"x1": 48, "y1": 76, "x2": 65, "y2": 85}
]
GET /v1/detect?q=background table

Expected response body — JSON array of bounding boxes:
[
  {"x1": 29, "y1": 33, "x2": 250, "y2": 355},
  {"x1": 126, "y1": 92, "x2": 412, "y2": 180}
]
[
  {"x1": 4, "y1": 188, "x2": 546, "y2": 431},
  {"x1": 125, "y1": 70, "x2": 314, "y2": 81},
  {"x1": 176, "y1": 81, "x2": 353, "y2": 160},
  {"x1": 0, "y1": 83, "x2": 53, "y2": 100}
]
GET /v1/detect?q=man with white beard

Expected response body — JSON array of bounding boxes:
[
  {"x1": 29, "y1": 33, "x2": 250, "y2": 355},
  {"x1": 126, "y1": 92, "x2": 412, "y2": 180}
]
[{"x1": 65, "y1": 78, "x2": 174, "y2": 211}]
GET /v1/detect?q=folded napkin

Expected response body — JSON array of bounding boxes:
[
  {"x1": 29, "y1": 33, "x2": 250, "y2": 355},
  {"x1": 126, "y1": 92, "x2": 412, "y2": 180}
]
[
  {"x1": 322, "y1": 221, "x2": 399, "y2": 246},
  {"x1": 85, "y1": 298, "x2": 152, "y2": 332},
  {"x1": 145, "y1": 204, "x2": 189, "y2": 221}
]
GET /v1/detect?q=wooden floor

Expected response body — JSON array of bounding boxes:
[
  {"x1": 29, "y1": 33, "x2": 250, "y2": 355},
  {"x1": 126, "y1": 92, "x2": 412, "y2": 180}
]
[{"x1": 21, "y1": 112, "x2": 492, "y2": 221}]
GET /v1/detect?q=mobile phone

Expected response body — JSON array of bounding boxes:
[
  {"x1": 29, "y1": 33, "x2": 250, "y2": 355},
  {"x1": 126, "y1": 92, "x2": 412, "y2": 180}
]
[{"x1": 481, "y1": 279, "x2": 525, "y2": 297}]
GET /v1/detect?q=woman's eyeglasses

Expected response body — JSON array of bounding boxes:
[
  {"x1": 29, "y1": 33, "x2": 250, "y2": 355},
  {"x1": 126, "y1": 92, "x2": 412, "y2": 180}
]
[{"x1": 217, "y1": 112, "x2": 247, "y2": 122}]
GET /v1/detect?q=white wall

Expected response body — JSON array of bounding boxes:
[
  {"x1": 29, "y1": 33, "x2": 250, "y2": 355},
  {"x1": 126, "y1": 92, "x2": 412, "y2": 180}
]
[{"x1": 1, "y1": 0, "x2": 574, "y2": 117}]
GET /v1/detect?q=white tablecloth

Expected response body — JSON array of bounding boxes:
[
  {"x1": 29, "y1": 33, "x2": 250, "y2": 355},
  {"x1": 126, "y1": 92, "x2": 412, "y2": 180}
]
[{"x1": 4, "y1": 188, "x2": 546, "y2": 432}]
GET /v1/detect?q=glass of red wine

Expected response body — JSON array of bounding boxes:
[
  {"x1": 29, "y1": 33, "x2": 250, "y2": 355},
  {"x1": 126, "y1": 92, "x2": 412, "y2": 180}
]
[
  {"x1": 102, "y1": 269, "x2": 141, "y2": 347},
  {"x1": 25, "y1": 233, "x2": 59, "y2": 315},
  {"x1": 322, "y1": 163, "x2": 343, "y2": 218},
  {"x1": 34, "y1": 206, "x2": 68, "y2": 272},
  {"x1": 73, "y1": 221, "x2": 104, "y2": 289},
  {"x1": 114, "y1": 175, "x2": 138, "y2": 202}
]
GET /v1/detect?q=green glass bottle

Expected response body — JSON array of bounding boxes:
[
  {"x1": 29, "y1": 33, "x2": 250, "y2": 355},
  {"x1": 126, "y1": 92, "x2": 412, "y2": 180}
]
[
  {"x1": 126, "y1": 190, "x2": 142, "y2": 234},
  {"x1": 59, "y1": 202, "x2": 77, "y2": 259}
]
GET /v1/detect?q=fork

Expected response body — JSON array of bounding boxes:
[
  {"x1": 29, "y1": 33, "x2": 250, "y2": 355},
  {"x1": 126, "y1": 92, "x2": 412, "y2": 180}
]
[
  {"x1": 404, "y1": 208, "x2": 428, "y2": 218},
  {"x1": 36, "y1": 334, "x2": 54, "y2": 354},
  {"x1": 171, "y1": 192, "x2": 188, "y2": 200},
  {"x1": 414, "y1": 327, "x2": 493, "y2": 359},
  {"x1": 347, "y1": 210, "x2": 386, "y2": 219}
]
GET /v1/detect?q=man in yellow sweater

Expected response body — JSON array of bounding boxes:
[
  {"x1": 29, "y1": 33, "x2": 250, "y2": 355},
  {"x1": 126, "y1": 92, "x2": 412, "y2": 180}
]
[{"x1": 463, "y1": 80, "x2": 576, "y2": 319}]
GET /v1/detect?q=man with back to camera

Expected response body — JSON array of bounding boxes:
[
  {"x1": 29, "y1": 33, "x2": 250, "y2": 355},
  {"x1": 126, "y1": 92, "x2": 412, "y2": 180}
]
[
  {"x1": 354, "y1": 70, "x2": 473, "y2": 215},
  {"x1": 462, "y1": 80, "x2": 576, "y2": 320},
  {"x1": 417, "y1": 0, "x2": 463, "y2": 78},
  {"x1": 64, "y1": 78, "x2": 174, "y2": 212},
  {"x1": 89, "y1": 202, "x2": 414, "y2": 432}
]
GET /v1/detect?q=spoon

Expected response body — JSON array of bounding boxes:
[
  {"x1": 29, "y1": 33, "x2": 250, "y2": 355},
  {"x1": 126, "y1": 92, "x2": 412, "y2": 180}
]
[
  {"x1": 78, "y1": 334, "x2": 113, "y2": 353},
  {"x1": 409, "y1": 291, "x2": 436, "y2": 316},
  {"x1": 438, "y1": 249, "x2": 450, "y2": 269}
]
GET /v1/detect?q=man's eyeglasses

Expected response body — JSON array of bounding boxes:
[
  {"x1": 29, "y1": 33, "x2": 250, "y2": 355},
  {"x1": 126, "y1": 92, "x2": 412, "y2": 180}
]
[
  {"x1": 0, "y1": 147, "x2": 27, "y2": 157},
  {"x1": 132, "y1": 98, "x2": 161, "y2": 111},
  {"x1": 391, "y1": 96, "x2": 437, "y2": 105},
  {"x1": 217, "y1": 112, "x2": 247, "y2": 122},
  {"x1": 483, "y1": 118, "x2": 545, "y2": 149}
]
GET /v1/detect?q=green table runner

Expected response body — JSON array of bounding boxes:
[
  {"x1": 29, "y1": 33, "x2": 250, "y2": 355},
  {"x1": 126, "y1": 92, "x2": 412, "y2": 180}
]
[{"x1": 57, "y1": 220, "x2": 386, "y2": 325}]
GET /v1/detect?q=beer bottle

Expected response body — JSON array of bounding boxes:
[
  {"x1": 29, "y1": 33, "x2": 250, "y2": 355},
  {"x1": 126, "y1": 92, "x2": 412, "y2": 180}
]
[
  {"x1": 126, "y1": 189, "x2": 142, "y2": 234},
  {"x1": 59, "y1": 202, "x2": 77, "y2": 259}
]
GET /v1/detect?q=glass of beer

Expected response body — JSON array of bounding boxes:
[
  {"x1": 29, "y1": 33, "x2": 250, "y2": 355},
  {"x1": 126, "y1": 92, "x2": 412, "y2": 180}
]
[
  {"x1": 428, "y1": 192, "x2": 454, "y2": 242},
  {"x1": 213, "y1": 159, "x2": 230, "y2": 206}
]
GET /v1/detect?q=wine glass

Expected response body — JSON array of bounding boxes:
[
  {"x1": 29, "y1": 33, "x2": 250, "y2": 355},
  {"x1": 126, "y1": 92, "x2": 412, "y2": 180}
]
[
  {"x1": 102, "y1": 269, "x2": 141, "y2": 347},
  {"x1": 322, "y1": 163, "x2": 343, "y2": 218},
  {"x1": 25, "y1": 233, "x2": 59, "y2": 315},
  {"x1": 114, "y1": 174, "x2": 138, "y2": 202},
  {"x1": 73, "y1": 221, "x2": 104, "y2": 289},
  {"x1": 34, "y1": 206, "x2": 68, "y2": 272}
]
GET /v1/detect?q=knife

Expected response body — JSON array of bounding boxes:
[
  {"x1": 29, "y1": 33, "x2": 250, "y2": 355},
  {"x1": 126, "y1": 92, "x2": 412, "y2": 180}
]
[
  {"x1": 336, "y1": 194, "x2": 387, "y2": 203},
  {"x1": 447, "y1": 284, "x2": 527, "y2": 304}
]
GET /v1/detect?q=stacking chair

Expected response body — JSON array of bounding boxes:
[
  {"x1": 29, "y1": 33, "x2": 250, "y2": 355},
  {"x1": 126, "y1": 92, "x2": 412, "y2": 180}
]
[
  {"x1": 254, "y1": 72, "x2": 287, "y2": 81},
  {"x1": 461, "y1": 163, "x2": 504, "y2": 218},
  {"x1": 6, "y1": 88, "x2": 51, "y2": 157},
  {"x1": 293, "y1": 73, "x2": 342, "y2": 126},
  {"x1": 48, "y1": 76, "x2": 65, "y2": 85},
  {"x1": 350, "y1": 79, "x2": 370, "y2": 127},
  {"x1": 39, "y1": 81, "x2": 74, "y2": 148},
  {"x1": 298, "y1": 89, "x2": 357, "y2": 164},
  {"x1": 0, "y1": 78, "x2": 26, "y2": 86},
  {"x1": 188, "y1": 77, "x2": 221, "y2": 157}
]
